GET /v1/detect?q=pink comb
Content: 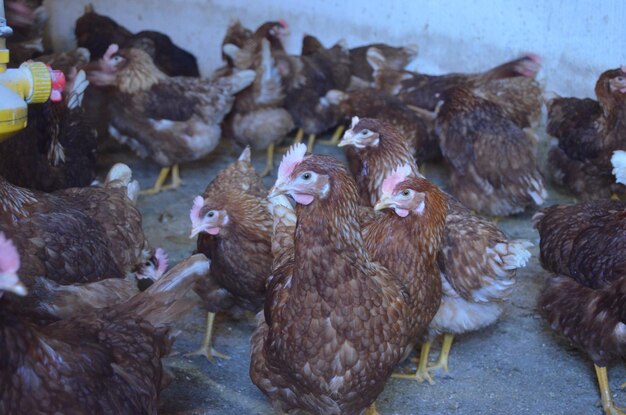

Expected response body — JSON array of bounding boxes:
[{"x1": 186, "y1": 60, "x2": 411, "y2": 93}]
[
  {"x1": 155, "y1": 248, "x2": 169, "y2": 276},
  {"x1": 621, "y1": 65, "x2": 626, "y2": 73},
  {"x1": 103, "y1": 44, "x2": 119, "y2": 61},
  {"x1": 190, "y1": 195, "x2": 204, "y2": 226},
  {"x1": 522, "y1": 52, "x2": 542, "y2": 64},
  {"x1": 277, "y1": 143, "x2": 307, "y2": 182},
  {"x1": 278, "y1": 19, "x2": 288, "y2": 29},
  {"x1": 382, "y1": 164, "x2": 413, "y2": 195},
  {"x1": 0, "y1": 233, "x2": 20, "y2": 274}
]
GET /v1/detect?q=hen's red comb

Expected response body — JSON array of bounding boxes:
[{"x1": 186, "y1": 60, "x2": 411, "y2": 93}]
[
  {"x1": 278, "y1": 19, "x2": 288, "y2": 29},
  {"x1": 382, "y1": 164, "x2": 412, "y2": 196}
]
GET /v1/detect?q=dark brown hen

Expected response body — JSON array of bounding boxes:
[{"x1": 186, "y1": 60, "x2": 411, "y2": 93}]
[
  {"x1": 348, "y1": 42, "x2": 418, "y2": 86},
  {"x1": 0, "y1": 164, "x2": 146, "y2": 286},
  {"x1": 75, "y1": 5, "x2": 199, "y2": 77},
  {"x1": 189, "y1": 147, "x2": 272, "y2": 361},
  {"x1": 250, "y1": 145, "x2": 410, "y2": 415},
  {"x1": 0, "y1": 239, "x2": 209, "y2": 415},
  {"x1": 327, "y1": 88, "x2": 440, "y2": 164},
  {"x1": 534, "y1": 200, "x2": 626, "y2": 415},
  {"x1": 340, "y1": 118, "x2": 532, "y2": 382},
  {"x1": 0, "y1": 68, "x2": 98, "y2": 192},
  {"x1": 546, "y1": 67, "x2": 626, "y2": 199},
  {"x1": 362, "y1": 165, "x2": 448, "y2": 383},
  {"x1": 435, "y1": 86, "x2": 546, "y2": 216},
  {"x1": 370, "y1": 50, "x2": 542, "y2": 128}
]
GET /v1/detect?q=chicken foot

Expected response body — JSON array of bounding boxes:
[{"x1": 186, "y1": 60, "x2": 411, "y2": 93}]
[
  {"x1": 140, "y1": 165, "x2": 182, "y2": 195},
  {"x1": 620, "y1": 381, "x2": 626, "y2": 390},
  {"x1": 595, "y1": 365, "x2": 626, "y2": 415},
  {"x1": 260, "y1": 144, "x2": 276, "y2": 177},
  {"x1": 318, "y1": 125, "x2": 346, "y2": 146},
  {"x1": 365, "y1": 402, "x2": 380, "y2": 415},
  {"x1": 427, "y1": 333, "x2": 454, "y2": 373},
  {"x1": 186, "y1": 312, "x2": 231, "y2": 362},
  {"x1": 291, "y1": 129, "x2": 315, "y2": 152},
  {"x1": 392, "y1": 341, "x2": 435, "y2": 385}
]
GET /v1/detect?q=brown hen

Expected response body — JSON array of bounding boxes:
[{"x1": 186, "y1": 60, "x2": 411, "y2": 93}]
[
  {"x1": 370, "y1": 50, "x2": 543, "y2": 128},
  {"x1": 435, "y1": 86, "x2": 547, "y2": 216},
  {"x1": 250, "y1": 144, "x2": 411, "y2": 415},
  {"x1": 189, "y1": 147, "x2": 272, "y2": 361},
  {"x1": 534, "y1": 198, "x2": 626, "y2": 415},
  {"x1": 0, "y1": 235, "x2": 209, "y2": 415},
  {"x1": 0, "y1": 163, "x2": 147, "y2": 288},
  {"x1": 546, "y1": 67, "x2": 626, "y2": 199},
  {"x1": 87, "y1": 45, "x2": 255, "y2": 193},
  {"x1": 340, "y1": 118, "x2": 532, "y2": 382}
]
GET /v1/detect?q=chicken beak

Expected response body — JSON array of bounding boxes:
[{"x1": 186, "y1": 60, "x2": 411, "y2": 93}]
[
  {"x1": 268, "y1": 183, "x2": 288, "y2": 199},
  {"x1": 189, "y1": 227, "x2": 202, "y2": 239},
  {"x1": 337, "y1": 129, "x2": 356, "y2": 148},
  {"x1": 0, "y1": 273, "x2": 28, "y2": 296},
  {"x1": 374, "y1": 199, "x2": 394, "y2": 211}
]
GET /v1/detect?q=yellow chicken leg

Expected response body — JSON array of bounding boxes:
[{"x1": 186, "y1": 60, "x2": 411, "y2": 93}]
[
  {"x1": 595, "y1": 364, "x2": 626, "y2": 415},
  {"x1": 318, "y1": 125, "x2": 346, "y2": 146},
  {"x1": 294, "y1": 128, "x2": 304, "y2": 144},
  {"x1": 140, "y1": 166, "x2": 171, "y2": 195},
  {"x1": 620, "y1": 381, "x2": 626, "y2": 390},
  {"x1": 428, "y1": 333, "x2": 454, "y2": 373},
  {"x1": 306, "y1": 134, "x2": 316, "y2": 152},
  {"x1": 365, "y1": 402, "x2": 380, "y2": 415},
  {"x1": 392, "y1": 341, "x2": 435, "y2": 384},
  {"x1": 260, "y1": 144, "x2": 275, "y2": 177},
  {"x1": 186, "y1": 312, "x2": 231, "y2": 362}
]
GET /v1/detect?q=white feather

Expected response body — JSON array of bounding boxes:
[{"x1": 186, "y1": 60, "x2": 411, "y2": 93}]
[{"x1": 611, "y1": 150, "x2": 626, "y2": 185}]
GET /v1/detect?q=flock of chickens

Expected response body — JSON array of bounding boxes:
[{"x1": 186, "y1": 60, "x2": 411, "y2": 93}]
[{"x1": 0, "y1": 2, "x2": 625, "y2": 415}]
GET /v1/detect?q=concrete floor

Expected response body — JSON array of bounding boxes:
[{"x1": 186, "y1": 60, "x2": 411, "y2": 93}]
[{"x1": 98, "y1": 129, "x2": 626, "y2": 415}]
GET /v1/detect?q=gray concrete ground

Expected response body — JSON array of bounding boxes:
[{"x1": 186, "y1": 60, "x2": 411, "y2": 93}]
[{"x1": 98, "y1": 129, "x2": 625, "y2": 415}]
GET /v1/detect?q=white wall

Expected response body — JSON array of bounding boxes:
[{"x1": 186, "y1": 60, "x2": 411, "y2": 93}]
[{"x1": 46, "y1": 0, "x2": 626, "y2": 98}]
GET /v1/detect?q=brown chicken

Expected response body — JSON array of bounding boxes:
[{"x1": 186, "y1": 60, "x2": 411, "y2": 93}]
[
  {"x1": 87, "y1": 44, "x2": 255, "y2": 193},
  {"x1": 225, "y1": 39, "x2": 294, "y2": 176},
  {"x1": 326, "y1": 88, "x2": 440, "y2": 164},
  {"x1": 362, "y1": 164, "x2": 448, "y2": 383},
  {"x1": 20, "y1": 247, "x2": 168, "y2": 320},
  {"x1": 340, "y1": 118, "x2": 533, "y2": 382},
  {"x1": 189, "y1": 147, "x2": 272, "y2": 361},
  {"x1": 534, "y1": 199, "x2": 626, "y2": 415},
  {"x1": 281, "y1": 38, "x2": 352, "y2": 150},
  {"x1": 0, "y1": 234, "x2": 210, "y2": 415},
  {"x1": 250, "y1": 144, "x2": 411, "y2": 415},
  {"x1": 370, "y1": 49, "x2": 543, "y2": 129},
  {"x1": 0, "y1": 68, "x2": 98, "y2": 191},
  {"x1": 222, "y1": 20, "x2": 288, "y2": 71},
  {"x1": 546, "y1": 67, "x2": 626, "y2": 199},
  {"x1": 0, "y1": 163, "x2": 147, "y2": 287},
  {"x1": 5, "y1": 0, "x2": 47, "y2": 65},
  {"x1": 435, "y1": 86, "x2": 547, "y2": 216},
  {"x1": 75, "y1": 4, "x2": 199, "y2": 77},
  {"x1": 348, "y1": 42, "x2": 418, "y2": 88}
]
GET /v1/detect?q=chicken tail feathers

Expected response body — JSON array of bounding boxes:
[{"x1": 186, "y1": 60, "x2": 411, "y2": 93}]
[
  {"x1": 224, "y1": 69, "x2": 256, "y2": 95},
  {"x1": 498, "y1": 239, "x2": 533, "y2": 270},
  {"x1": 611, "y1": 150, "x2": 626, "y2": 186},
  {"x1": 104, "y1": 163, "x2": 140, "y2": 203},
  {"x1": 120, "y1": 254, "x2": 210, "y2": 329}
]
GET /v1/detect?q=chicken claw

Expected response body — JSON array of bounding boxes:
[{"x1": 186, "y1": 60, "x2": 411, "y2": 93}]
[
  {"x1": 392, "y1": 341, "x2": 435, "y2": 385},
  {"x1": 365, "y1": 402, "x2": 380, "y2": 415},
  {"x1": 595, "y1": 365, "x2": 626, "y2": 415},
  {"x1": 306, "y1": 134, "x2": 316, "y2": 152},
  {"x1": 427, "y1": 334, "x2": 454, "y2": 373},
  {"x1": 186, "y1": 311, "x2": 231, "y2": 362},
  {"x1": 620, "y1": 381, "x2": 626, "y2": 390},
  {"x1": 140, "y1": 165, "x2": 182, "y2": 195}
]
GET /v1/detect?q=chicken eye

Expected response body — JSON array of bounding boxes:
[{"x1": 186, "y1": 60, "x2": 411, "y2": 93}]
[
  {"x1": 402, "y1": 190, "x2": 411, "y2": 197},
  {"x1": 360, "y1": 129, "x2": 369, "y2": 135},
  {"x1": 617, "y1": 76, "x2": 624, "y2": 82},
  {"x1": 207, "y1": 211, "x2": 215, "y2": 218},
  {"x1": 302, "y1": 172, "x2": 312, "y2": 180}
]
